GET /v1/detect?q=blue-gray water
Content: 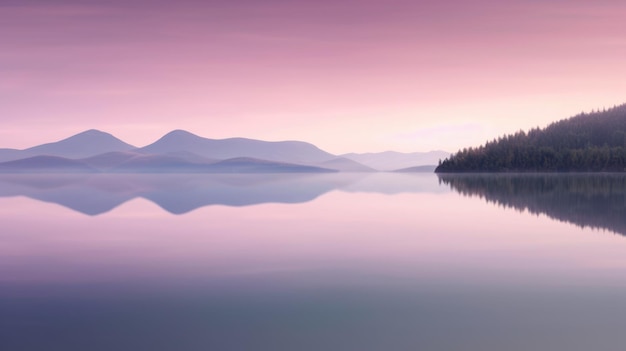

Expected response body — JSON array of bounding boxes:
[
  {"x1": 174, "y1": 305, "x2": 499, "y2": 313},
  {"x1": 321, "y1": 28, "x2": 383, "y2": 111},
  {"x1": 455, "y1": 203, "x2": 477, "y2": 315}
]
[{"x1": 1, "y1": 173, "x2": 626, "y2": 351}]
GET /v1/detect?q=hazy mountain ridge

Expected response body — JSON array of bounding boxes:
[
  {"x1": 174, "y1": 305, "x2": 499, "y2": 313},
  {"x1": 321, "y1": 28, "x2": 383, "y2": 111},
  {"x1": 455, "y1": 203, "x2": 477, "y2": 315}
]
[
  {"x1": 139, "y1": 130, "x2": 336, "y2": 164},
  {"x1": 317, "y1": 157, "x2": 377, "y2": 172},
  {"x1": 0, "y1": 154, "x2": 335, "y2": 174},
  {"x1": 0, "y1": 129, "x2": 445, "y2": 173},
  {"x1": 81, "y1": 151, "x2": 146, "y2": 170},
  {"x1": 394, "y1": 165, "x2": 438, "y2": 173},
  {"x1": 0, "y1": 130, "x2": 137, "y2": 162},
  {"x1": 0, "y1": 156, "x2": 98, "y2": 173},
  {"x1": 342, "y1": 150, "x2": 450, "y2": 171}
]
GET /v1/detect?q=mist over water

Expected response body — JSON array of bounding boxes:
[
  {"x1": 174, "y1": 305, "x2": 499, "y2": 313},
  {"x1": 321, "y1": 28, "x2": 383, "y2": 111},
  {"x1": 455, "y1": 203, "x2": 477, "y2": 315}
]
[{"x1": 2, "y1": 173, "x2": 626, "y2": 351}]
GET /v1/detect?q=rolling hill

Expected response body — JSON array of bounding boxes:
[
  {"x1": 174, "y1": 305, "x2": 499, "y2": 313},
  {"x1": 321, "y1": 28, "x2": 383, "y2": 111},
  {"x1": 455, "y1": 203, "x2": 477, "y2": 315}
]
[
  {"x1": 0, "y1": 130, "x2": 138, "y2": 162},
  {"x1": 0, "y1": 154, "x2": 335, "y2": 174},
  {"x1": 0, "y1": 129, "x2": 436, "y2": 173},
  {"x1": 139, "y1": 130, "x2": 337, "y2": 164},
  {"x1": 0, "y1": 156, "x2": 98, "y2": 173}
]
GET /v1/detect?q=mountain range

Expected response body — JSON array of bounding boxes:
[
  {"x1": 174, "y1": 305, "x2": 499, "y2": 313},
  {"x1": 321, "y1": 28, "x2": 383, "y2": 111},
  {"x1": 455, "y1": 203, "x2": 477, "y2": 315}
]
[{"x1": 0, "y1": 130, "x2": 448, "y2": 173}]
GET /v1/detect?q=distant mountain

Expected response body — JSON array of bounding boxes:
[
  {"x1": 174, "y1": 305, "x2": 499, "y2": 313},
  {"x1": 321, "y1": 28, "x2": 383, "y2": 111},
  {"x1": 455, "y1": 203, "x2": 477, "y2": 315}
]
[
  {"x1": 394, "y1": 165, "x2": 437, "y2": 173},
  {"x1": 0, "y1": 148, "x2": 20, "y2": 162},
  {"x1": 139, "y1": 130, "x2": 336, "y2": 164},
  {"x1": 0, "y1": 129, "x2": 443, "y2": 173},
  {"x1": 81, "y1": 151, "x2": 145, "y2": 170},
  {"x1": 316, "y1": 157, "x2": 376, "y2": 172},
  {"x1": 108, "y1": 154, "x2": 213, "y2": 173},
  {"x1": 26, "y1": 129, "x2": 136, "y2": 159},
  {"x1": 160, "y1": 150, "x2": 217, "y2": 163},
  {"x1": 0, "y1": 129, "x2": 136, "y2": 162},
  {"x1": 112, "y1": 155, "x2": 336, "y2": 173},
  {"x1": 436, "y1": 104, "x2": 626, "y2": 172},
  {"x1": 0, "y1": 154, "x2": 335, "y2": 174},
  {"x1": 202, "y1": 157, "x2": 336, "y2": 173},
  {"x1": 342, "y1": 150, "x2": 450, "y2": 171},
  {"x1": 0, "y1": 149, "x2": 24, "y2": 162},
  {"x1": 81, "y1": 151, "x2": 219, "y2": 171},
  {"x1": 0, "y1": 156, "x2": 97, "y2": 173}
]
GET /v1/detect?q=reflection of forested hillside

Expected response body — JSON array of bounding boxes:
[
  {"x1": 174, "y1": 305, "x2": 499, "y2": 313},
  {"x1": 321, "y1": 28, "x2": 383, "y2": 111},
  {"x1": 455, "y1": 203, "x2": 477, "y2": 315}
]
[{"x1": 438, "y1": 174, "x2": 626, "y2": 236}]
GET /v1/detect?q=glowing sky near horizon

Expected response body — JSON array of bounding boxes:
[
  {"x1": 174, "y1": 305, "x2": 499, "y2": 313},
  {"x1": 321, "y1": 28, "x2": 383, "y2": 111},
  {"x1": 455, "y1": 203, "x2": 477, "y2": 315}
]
[{"x1": 2, "y1": 0, "x2": 626, "y2": 153}]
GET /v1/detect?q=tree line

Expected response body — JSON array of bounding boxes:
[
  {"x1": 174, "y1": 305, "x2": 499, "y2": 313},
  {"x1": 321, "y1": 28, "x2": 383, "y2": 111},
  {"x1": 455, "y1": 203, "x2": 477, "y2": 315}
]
[{"x1": 436, "y1": 104, "x2": 626, "y2": 172}]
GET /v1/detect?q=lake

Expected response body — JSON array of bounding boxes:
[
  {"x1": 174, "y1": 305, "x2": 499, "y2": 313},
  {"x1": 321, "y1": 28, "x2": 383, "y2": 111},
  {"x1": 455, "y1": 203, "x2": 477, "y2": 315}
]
[{"x1": 1, "y1": 173, "x2": 626, "y2": 351}]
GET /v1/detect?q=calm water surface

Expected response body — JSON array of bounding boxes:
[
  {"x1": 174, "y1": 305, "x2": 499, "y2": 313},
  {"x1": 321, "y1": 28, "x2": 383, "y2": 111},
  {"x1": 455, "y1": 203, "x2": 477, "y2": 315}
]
[{"x1": 1, "y1": 173, "x2": 626, "y2": 351}]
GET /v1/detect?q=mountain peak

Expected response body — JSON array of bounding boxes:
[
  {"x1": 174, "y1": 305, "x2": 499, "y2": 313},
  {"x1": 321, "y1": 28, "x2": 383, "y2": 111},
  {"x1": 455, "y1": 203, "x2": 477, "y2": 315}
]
[
  {"x1": 69, "y1": 129, "x2": 117, "y2": 140},
  {"x1": 80, "y1": 128, "x2": 107, "y2": 135},
  {"x1": 23, "y1": 129, "x2": 136, "y2": 159},
  {"x1": 162, "y1": 129, "x2": 200, "y2": 138}
]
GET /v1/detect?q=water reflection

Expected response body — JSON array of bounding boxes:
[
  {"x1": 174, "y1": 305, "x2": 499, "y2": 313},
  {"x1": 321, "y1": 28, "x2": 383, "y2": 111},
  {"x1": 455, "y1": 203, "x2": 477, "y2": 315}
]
[
  {"x1": 0, "y1": 173, "x2": 444, "y2": 215},
  {"x1": 438, "y1": 173, "x2": 626, "y2": 236},
  {"x1": 3, "y1": 173, "x2": 626, "y2": 350}
]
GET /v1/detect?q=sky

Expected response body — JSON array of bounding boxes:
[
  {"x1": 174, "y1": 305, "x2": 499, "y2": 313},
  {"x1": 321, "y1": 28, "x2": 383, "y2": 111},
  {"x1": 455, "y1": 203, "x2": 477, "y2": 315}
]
[{"x1": 2, "y1": 0, "x2": 626, "y2": 153}]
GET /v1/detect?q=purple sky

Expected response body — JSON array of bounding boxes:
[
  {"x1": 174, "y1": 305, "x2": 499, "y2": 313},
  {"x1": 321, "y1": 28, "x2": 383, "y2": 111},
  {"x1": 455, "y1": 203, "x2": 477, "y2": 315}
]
[{"x1": 2, "y1": 0, "x2": 626, "y2": 153}]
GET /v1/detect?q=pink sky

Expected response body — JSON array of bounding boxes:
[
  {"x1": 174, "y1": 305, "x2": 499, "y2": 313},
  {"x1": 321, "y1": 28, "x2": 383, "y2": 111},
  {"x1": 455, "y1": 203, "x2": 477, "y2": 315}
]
[{"x1": 2, "y1": 0, "x2": 626, "y2": 153}]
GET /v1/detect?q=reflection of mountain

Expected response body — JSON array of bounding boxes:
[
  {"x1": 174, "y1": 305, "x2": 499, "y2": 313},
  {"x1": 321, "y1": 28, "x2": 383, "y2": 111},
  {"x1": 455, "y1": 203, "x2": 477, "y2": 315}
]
[
  {"x1": 438, "y1": 174, "x2": 626, "y2": 236},
  {"x1": 0, "y1": 173, "x2": 444, "y2": 215},
  {"x1": 142, "y1": 174, "x2": 350, "y2": 214},
  {"x1": 0, "y1": 174, "x2": 362, "y2": 215}
]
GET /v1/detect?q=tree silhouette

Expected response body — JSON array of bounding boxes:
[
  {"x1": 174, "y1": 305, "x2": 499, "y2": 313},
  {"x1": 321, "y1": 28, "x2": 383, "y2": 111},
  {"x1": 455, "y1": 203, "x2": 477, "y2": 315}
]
[{"x1": 436, "y1": 104, "x2": 626, "y2": 172}]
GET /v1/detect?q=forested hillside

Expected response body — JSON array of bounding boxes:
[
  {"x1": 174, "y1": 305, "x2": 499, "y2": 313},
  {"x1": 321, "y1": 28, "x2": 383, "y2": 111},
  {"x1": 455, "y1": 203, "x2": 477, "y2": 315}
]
[{"x1": 436, "y1": 104, "x2": 626, "y2": 172}]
